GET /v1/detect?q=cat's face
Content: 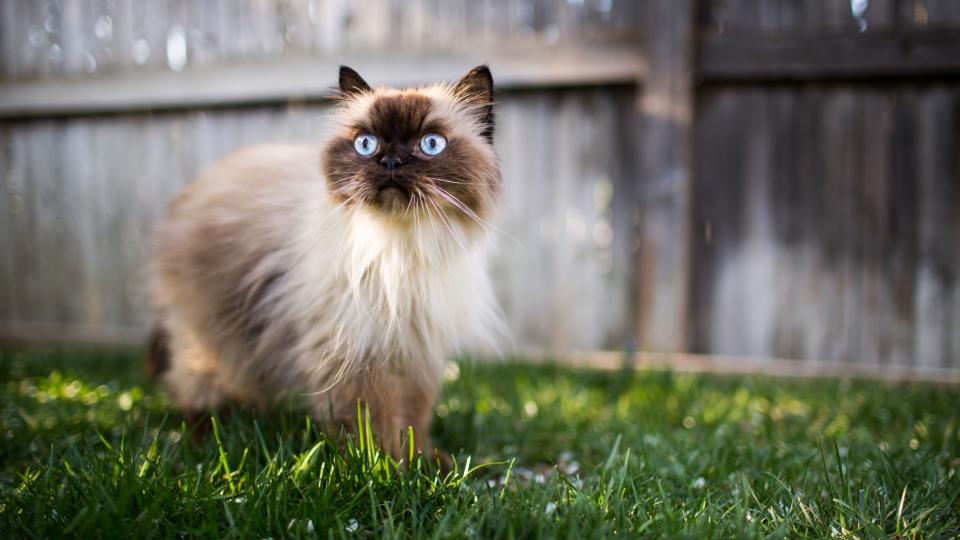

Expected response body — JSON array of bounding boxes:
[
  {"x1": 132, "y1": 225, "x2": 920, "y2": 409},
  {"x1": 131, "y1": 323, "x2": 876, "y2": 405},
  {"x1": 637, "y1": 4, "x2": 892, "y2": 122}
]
[{"x1": 322, "y1": 66, "x2": 501, "y2": 225}]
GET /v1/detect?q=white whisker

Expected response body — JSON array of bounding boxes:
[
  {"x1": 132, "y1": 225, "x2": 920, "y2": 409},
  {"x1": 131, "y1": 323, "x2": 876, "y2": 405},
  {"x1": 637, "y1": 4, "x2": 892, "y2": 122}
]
[
  {"x1": 424, "y1": 191, "x2": 470, "y2": 259},
  {"x1": 429, "y1": 183, "x2": 522, "y2": 246}
]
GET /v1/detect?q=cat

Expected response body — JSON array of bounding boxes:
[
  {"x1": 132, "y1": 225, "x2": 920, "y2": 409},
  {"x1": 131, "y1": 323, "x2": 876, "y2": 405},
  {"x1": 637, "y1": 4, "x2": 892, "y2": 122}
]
[{"x1": 147, "y1": 65, "x2": 504, "y2": 461}]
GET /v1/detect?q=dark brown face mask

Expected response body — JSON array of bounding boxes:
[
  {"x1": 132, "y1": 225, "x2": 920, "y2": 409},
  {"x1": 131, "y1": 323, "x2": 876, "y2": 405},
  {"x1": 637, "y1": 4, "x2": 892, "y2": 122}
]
[{"x1": 322, "y1": 65, "x2": 501, "y2": 222}]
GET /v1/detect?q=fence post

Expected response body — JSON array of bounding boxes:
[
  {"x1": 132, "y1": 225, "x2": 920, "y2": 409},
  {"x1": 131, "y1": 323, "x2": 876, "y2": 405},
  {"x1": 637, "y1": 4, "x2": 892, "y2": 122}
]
[{"x1": 633, "y1": 0, "x2": 695, "y2": 353}]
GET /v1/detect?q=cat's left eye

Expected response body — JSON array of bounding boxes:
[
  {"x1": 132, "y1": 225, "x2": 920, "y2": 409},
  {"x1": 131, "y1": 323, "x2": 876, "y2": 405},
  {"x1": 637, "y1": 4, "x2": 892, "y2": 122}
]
[
  {"x1": 420, "y1": 133, "x2": 447, "y2": 156},
  {"x1": 354, "y1": 133, "x2": 378, "y2": 156}
]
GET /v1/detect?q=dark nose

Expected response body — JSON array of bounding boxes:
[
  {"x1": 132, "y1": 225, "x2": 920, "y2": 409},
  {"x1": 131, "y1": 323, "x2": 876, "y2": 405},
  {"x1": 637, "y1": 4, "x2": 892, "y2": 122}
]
[{"x1": 380, "y1": 155, "x2": 405, "y2": 171}]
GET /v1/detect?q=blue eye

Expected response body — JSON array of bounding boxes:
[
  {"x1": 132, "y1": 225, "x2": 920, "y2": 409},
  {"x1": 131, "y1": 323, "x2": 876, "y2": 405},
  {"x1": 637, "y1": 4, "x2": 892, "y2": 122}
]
[
  {"x1": 354, "y1": 133, "x2": 378, "y2": 156},
  {"x1": 420, "y1": 133, "x2": 447, "y2": 156}
]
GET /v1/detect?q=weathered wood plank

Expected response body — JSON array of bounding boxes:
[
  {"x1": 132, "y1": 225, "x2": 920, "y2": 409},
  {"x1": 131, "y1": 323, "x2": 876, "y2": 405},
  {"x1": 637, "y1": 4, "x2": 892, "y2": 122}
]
[
  {"x1": 31, "y1": 120, "x2": 72, "y2": 325},
  {"x1": 700, "y1": 0, "x2": 960, "y2": 32},
  {"x1": 855, "y1": 90, "x2": 891, "y2": 366},
  {"x1": 0, "y1": 124, "x2": 13, "y2": 321},
  {"x1": 690, "y1": 88, "x2": 746, "y2": 354},
  {"x1": 767, "y1": 87, "x2": 804, "y2": 360},
  {"x1": 635, "y1": 0, "x2": 694, "y2": 353},
  {"x1": 61, "y1": 119, "x2": 96, "y2": 330},
  {"x1": 951, "y1": 88, "x2": 960, "y2": 370},
  {"x1": 699, "y1": 26, "x2": 960, "y2": 82},
  {"x1": 914, "y1": 88, "x2": 956, "y2": 369},
  {"x1": 887, "y1": 88, "x2": 921, "y2": 367},
  {"x1": 697, "y1": 88, "x2": 780, "y2": 358},
  {"x1": 792, "y1": 87, "x2": 827, "y2": 362},
  {"x1": 692, "y1": 83, "x2": 960, "y2": 369},
  {"x1": 10, "y1": 126, "x2": 38, "y2": 324}
]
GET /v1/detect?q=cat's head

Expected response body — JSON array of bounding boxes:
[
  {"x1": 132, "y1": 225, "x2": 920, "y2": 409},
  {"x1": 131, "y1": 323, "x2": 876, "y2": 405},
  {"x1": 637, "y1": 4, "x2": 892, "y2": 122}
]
[{"x1": 322, "y1": 65, "x2": 501, "y2": 226}]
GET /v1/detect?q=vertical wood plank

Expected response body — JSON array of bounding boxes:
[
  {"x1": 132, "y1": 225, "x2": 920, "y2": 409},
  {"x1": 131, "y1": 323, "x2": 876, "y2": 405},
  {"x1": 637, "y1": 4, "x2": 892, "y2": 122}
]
[
  {"x1": 794, "y1": 86, "x2": 827, "y2": 362},
  {"x1": 951, "y1": 88, "x2": 960, "y2": 369},
  {"x1": 0, "y1": 0, "x2": 17, "y2": 78},
  {"x1": 768, "y1": 87, "x2": 803, "y2": 360},
  {"x1": 856, "y1": 89, "x2": 891, "y2": 366},
  {"x1": 887, "y1": 88, "x2": 920, "y2": 367},
  {"x1": 635, "y1": 0, "x2": 694, "y2": 352},
  {"x1": 862, "y1": 0, "x2": 897, "y2": 30},
  {"x1": 913, "y1": 88, "x2": 956, "y2": 369},
  {"x1": 62, "y1": 119, "x2": 98, "y2": 331},
  {"x1": 691, "y1": 88, "x2": 745, "y2": 353},
  {"x1": 5, "y1": 126, "x2": 31, "y2": 325},
  {"x1": 0, "y1": 123, "x2": 14, "y2": 322}
]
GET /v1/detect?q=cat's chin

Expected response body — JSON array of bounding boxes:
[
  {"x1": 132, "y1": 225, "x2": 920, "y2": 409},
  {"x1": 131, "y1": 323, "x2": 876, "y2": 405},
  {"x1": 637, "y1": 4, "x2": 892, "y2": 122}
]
[{"x1": 371, "y1": 185, "x2": 412, "y2": 216}]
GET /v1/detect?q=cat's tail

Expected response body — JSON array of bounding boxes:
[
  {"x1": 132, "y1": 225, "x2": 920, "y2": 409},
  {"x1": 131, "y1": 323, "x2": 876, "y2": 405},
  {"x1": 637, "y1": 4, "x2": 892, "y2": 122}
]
[{"x1": 145, "y1": 323, "x2": 170, "y2": 380}]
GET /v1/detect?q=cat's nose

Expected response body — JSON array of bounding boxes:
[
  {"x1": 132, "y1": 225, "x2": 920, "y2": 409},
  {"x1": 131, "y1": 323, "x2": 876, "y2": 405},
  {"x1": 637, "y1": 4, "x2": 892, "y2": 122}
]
[{"x1": 380, "y1": 155, "x2": 405, "y2": 171}]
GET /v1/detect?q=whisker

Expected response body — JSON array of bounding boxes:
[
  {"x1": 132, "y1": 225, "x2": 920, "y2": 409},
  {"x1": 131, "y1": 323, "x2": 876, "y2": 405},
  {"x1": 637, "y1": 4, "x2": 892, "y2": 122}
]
[
  {"x1": 428, "y1": 185, "x2": 480, "y2": 221},
  {"x1": 402, "y1": 187, "x2": 416, "y2": 218},
  {"x1": 426, "y1": 177, "x2": 474, "y2": 186},
  {"x1": 429, "y1": 184, "x2": 522, "y2": 246},
  {"x1": 424, "y1": 192, "x2": 470, "y2": 258},
  {"x1": 326, "y1": 184, "x2": 359, "y2": 198},
  {"x1": 423, "y1": 197, "x2": 444, "y2": 259},
  {"x1": 412, "y1": 190, "x2": 426, "y2": 264}
]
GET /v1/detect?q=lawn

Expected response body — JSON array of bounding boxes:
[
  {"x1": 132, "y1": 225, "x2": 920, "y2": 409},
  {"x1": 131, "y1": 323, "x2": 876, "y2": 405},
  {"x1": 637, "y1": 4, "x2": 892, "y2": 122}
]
[{"x1": 0, "y1": 348, "x2": 957, "y2": 538}]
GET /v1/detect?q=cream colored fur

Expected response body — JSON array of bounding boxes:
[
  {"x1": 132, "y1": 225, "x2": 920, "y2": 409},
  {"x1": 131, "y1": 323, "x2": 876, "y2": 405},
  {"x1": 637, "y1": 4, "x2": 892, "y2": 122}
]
[{"x1": 151, "y1": 126, "x2": 502, "y2": 457}]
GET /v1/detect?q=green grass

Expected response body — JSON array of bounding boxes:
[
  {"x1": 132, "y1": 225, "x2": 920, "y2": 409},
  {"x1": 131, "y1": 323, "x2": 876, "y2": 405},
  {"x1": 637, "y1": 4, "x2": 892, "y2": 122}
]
[{"x1": 0, "y1": 348, "x2": 958, "y2": 538}]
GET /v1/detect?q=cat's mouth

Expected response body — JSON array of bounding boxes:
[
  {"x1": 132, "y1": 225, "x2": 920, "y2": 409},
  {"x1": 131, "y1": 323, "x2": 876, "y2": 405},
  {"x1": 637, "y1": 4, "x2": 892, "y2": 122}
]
[{"x1": 374, "y1": 180, "x2": 411, "y2": 213}]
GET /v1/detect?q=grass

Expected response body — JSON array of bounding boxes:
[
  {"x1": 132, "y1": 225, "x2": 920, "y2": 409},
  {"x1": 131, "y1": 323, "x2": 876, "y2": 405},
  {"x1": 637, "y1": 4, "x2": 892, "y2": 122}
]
[{"x1": 0, "y1": 348, "x2": 958, "y2": 538}]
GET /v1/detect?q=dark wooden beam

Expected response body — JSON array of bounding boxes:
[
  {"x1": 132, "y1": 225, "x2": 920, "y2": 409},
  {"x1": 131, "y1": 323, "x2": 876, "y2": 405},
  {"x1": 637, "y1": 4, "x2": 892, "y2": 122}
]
[{"x1": 699, "y1": 25, "x2": 960, "y2": 83}]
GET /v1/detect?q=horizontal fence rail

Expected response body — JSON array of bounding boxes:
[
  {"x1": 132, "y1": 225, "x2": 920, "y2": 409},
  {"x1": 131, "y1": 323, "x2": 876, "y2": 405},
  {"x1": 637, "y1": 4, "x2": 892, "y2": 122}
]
[
  {"x1": 699, "y1": 25, "x2": 960, "y2": 82},
  {"x1": 0, "y1": 44, "x2": 645, "y2": 118}
]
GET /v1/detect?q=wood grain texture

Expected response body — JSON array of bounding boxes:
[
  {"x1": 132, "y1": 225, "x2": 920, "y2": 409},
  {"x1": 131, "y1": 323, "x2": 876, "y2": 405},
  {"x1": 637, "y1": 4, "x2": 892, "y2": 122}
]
[
  {"x1": 0, "y1": 45, "x2": 645, "y2": 119},
  {"x1": 634, "y1": 0, "x2": 694, "y2": 353},
  {"x1": 700, "y1": 26, "x2": 960, "y2": 82},
  {"x1": 692, "y1": 85, "x2": 960, "y2": 367},
  {"x1": 0, "y1": 89, "x2": 637, "y2": 354},
  {"x1": 2, "y1": 0, "x2": 960, "y2": 375},
  {"x1": 0, "y1": 0, "x2": 644, "y2": 80}
]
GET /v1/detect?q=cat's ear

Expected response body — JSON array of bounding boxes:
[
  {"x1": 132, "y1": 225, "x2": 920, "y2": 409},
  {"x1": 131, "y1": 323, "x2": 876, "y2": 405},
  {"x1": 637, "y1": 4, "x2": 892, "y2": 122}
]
[
  {"x1": 338, "y1": 66, "x2": 371, "y2": 97},
  {"x1": 453, "y1": 65, "x2": 495, "y2": 143}
]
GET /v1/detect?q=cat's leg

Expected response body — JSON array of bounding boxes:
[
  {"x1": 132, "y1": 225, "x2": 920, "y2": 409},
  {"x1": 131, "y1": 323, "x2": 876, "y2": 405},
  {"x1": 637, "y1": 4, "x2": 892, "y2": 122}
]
[
  {"x1": 392, "y1": 370, "x2": 443, "y2": 461},
  {"x1": 314, "y1": 368, "x2": 442, "y2": 463},
  {"x1": 161, "y1": 322, "x2": 232, "y2": 437}
]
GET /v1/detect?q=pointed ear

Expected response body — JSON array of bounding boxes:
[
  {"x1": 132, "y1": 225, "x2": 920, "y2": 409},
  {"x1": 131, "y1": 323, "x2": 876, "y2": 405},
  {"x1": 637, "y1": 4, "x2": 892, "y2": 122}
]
[
  {"x1": 338, "y1": 65, "x2": 371, "y2": 97},
  {"x1": 453, "y1": 65, "x2": 495, "y2": 143}
]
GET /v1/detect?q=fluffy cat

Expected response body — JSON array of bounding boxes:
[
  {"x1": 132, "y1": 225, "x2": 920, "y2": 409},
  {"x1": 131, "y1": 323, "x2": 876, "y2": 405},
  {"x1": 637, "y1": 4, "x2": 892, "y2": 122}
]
[{"x1": 148, "y1": 65, "x2": 503, "y2": 460}]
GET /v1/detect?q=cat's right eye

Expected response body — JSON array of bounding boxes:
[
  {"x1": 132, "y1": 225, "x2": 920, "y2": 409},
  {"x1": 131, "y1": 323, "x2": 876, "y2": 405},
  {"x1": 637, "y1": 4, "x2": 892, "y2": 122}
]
[{"x1": 354, "y1": 133, "x2": 379, "y2": 156}]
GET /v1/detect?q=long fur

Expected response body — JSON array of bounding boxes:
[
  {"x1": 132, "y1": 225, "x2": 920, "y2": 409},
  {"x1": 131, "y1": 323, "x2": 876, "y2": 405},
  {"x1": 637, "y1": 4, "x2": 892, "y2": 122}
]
[{"x1": 149, "y1": 67, "x2": 503, "y2": 458}]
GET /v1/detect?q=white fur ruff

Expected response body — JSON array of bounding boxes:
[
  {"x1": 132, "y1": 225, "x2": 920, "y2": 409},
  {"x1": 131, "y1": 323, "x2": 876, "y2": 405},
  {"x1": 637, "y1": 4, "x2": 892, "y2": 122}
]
[{"x1": 280, "y1": 186, "x2": 503, "y2": 394}]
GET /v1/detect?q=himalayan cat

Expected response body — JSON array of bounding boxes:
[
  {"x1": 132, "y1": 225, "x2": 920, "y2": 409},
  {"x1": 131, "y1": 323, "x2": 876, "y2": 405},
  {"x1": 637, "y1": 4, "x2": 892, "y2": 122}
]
[{"x1": 147, "y1": 65, "x2": 503, "y2": 461}]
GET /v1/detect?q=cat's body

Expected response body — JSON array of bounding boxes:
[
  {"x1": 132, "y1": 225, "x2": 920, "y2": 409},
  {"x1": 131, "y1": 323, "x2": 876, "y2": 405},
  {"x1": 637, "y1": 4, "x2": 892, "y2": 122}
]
[{"x1": 149, "y1": 67, "x2": 502, "y2": 459}]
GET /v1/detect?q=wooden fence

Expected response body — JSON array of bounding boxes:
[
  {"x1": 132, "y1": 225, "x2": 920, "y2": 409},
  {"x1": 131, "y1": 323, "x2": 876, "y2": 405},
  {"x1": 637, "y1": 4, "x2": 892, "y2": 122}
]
[
  {"x1": 0, "y1": 0, "x2": 644, "y2": 356},
  {"x1": 689, "y1": 1, "x2": 960, "y2": 372},
  {"x1": 1, "y1": 0, "x2": 959, "y2": 379}
]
